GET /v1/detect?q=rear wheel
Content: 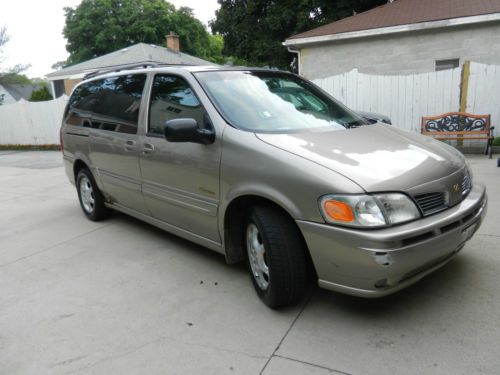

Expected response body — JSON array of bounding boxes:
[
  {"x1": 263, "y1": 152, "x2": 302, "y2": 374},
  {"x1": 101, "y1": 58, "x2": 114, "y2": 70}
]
[
  {"x1": 76, "y1": 168, "x2": 111, "y2": 221},
  {"x1": 245, "y1": 206, "x2": 308, "y2": 308}
]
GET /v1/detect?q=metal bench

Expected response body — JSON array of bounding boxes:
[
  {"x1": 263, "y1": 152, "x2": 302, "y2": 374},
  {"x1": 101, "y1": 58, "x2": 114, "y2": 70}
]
[{"x1": 421, "y1": 112, "x2": 495, "y2": 159}]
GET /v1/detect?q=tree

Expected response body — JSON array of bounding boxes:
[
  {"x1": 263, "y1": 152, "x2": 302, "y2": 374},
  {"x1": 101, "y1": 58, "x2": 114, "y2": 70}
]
[
  {"x1": 0, "y1": 25, "x2": 8, "y2": 62},
  {"x1": 0, "y1": 26, "x2": 6, "y2": 105},
  {"x1": 206, "y1": 34, "x2": 224, "y2": 64},
  {"x1": 51, "y1": 61, "x2": 67, "y2": 70},
  {"x1": 30, "y1": 85, "x2": 53, "y2": 102},
  {"x1": 1, "y1": 25, "x2": 31, "y2": 105},
  {"x1": 210, "y1": 0, "x2": 387, "y2": 69},
  {"x1": 1, "y1": 26, "x2": 30, "y2": 80},
  {"x1": 0, "y1": 73, "x2": 31, "y2": 84},
  {"x1": 63, "y1": 0, "x2": 221, "y2": 65}
]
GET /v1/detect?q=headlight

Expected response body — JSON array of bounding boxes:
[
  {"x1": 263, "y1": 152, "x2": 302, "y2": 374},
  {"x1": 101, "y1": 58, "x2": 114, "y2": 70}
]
[{"x1": 319, "y1": 193, "x2": 421, "y2": 228}]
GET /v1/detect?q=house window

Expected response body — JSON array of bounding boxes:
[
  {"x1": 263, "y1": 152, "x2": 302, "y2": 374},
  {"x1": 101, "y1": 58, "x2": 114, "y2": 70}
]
[{"x1": 435, "y1": 59, "x2": 459, "y2": 71}]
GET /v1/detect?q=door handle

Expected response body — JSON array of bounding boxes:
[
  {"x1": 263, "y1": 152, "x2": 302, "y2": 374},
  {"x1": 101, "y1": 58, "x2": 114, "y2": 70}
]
[
  {"x1": 124, "y1": 139, "x2": 136, "y2": 151},
  {"x1": 142, "y1": 143, "x2": 155, "y2": 155}
]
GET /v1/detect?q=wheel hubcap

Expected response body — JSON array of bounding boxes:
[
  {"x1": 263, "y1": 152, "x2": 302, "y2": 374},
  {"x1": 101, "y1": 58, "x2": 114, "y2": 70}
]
[
  {"x1": 79, "y1": 176, "x2": 95, "y2": 213},
  {"x1": 246, "y1": 223, "x2": 269, "y2": 290}
]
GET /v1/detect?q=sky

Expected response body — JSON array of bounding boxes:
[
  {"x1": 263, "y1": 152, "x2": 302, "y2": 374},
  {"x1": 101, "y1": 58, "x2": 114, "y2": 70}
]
[{"x1": 0, "y1": 0, "x2": 220, "y2": 79}]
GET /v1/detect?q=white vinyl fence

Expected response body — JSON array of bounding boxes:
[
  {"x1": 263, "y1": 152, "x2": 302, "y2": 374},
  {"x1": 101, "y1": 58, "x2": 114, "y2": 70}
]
[
  {"x1": 314, "y1": 62, "x2": 500, "y2": 137},
  {"x1": 0, "y1": 96, "x2": 67, "y2": 145},
  {"x1": 0, "y1": 62, "x2": 499, "y2": 145},
  {"x1": 465, "y1": 63, "x2": 500, "y2": 134}
]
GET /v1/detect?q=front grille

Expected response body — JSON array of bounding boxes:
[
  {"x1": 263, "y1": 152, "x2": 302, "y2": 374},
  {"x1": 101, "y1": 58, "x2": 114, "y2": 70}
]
[
  {"x1": 414, "y1": 171, "x2": 471, "y2": 216},
  {"x1": 462, "y1": 173, "x2": 471, "y2": 196},
  {"x1": 414, "y1": 192, "x2": 447, "y2": 216}
]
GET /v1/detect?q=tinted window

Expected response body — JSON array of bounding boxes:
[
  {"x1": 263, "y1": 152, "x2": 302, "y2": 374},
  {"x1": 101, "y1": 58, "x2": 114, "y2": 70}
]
[
  {"x1": 149, "y1": 75, "x2": 209, "y2": 135},
  {"x1": 66, "y1": 80, "x2": 102, "y2": 113},
  {"x1": 65, "y1": 74, "x2": 146, "y2": 134}
]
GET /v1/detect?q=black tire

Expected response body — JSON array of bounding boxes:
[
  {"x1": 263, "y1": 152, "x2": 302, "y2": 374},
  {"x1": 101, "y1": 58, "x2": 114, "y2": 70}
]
[
  {"x1": 245, "y1": 206, "x2": 308, "y2": 308},
  {"x1": 76, "y1": 168, "x2": 111, "y2": 221}
]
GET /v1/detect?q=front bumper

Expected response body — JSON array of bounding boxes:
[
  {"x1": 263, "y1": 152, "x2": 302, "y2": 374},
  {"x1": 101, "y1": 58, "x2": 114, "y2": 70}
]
[{"x1": 297, "y1": 183, "x2": 487, "y2": 297}]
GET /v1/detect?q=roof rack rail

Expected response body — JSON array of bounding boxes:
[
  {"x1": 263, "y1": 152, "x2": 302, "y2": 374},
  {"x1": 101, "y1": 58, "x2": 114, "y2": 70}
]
[{"x1": 83, "y1": 62, "x2": 161, "y2": 79}]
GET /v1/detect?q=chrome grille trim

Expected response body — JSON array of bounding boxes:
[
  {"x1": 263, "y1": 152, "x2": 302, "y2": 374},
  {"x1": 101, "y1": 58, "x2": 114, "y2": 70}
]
[
  {"x1": 414, "y1": 170, "x2": 471, "y2": 216},
  {"x1": 462, "y1": 173, "x2": 471, "y2": 196},
  {"x1": 414, "y1": 192, "x2": 447, "y2": 216}
]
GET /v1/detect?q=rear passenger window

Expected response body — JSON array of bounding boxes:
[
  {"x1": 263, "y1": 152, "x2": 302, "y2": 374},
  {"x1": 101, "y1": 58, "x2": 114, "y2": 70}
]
[
  {"x1": 65, "y1": 80, "x2": 103, "y2": 123},
  {"x1": 149, "y1": 75, "x2": 209, "y2": 135},
  {"x1": 65, "y1": 74, "x2": 146, "y2": 134}
]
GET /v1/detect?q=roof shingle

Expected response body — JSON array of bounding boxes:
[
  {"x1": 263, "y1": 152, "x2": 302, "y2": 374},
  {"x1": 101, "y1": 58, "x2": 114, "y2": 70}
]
[
  {"x1": 288, "y1": 0, "x2": 500, "y2": 40},
  {"x1": 47, "y1": 43, "x2": 213, "y2": 79},
  {"x1": 1, "y1": 83, "x2": 46, "y2": 101}
]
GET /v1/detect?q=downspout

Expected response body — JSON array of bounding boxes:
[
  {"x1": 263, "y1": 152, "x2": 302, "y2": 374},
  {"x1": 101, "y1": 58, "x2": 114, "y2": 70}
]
[
  {"x1": 286, "y1": 46, "x2": 301, "y2": 76},
  {"x1": 50, "y1": 80, "x2": 57, "y2": 99}
]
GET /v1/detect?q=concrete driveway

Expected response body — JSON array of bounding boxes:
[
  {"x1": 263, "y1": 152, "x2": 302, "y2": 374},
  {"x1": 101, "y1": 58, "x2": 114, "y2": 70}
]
[{"x1": 1, "y1": 151, "x2": 499, "y2": 375}]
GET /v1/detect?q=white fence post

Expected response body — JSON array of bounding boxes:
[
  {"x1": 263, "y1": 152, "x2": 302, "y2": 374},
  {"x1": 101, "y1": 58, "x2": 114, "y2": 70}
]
[{"x1": 467, "y1": 62, "x2": 500, "y2": 137}]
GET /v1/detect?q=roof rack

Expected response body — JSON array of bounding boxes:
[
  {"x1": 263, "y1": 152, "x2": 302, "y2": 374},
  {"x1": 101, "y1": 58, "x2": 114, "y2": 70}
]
[{"x1": 83, "y1": 62, "x2": 162, "y2": 79}]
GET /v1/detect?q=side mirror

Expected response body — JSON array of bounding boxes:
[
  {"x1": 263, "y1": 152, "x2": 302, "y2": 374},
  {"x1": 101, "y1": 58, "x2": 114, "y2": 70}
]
[{"x1": 164, "y1": 118, "x2": 215, "y2": 145}]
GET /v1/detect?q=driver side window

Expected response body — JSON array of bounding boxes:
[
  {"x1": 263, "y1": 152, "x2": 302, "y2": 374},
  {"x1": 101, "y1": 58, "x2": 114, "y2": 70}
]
[{"x1": 149, "y1": 74, "x2": 208, "y2": 135}]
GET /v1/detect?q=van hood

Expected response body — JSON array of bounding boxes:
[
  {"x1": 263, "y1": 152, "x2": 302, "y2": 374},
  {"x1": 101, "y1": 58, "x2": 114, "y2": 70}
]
[{"x1": 256, "y1": 125, "x2": 465, "y2": 192}]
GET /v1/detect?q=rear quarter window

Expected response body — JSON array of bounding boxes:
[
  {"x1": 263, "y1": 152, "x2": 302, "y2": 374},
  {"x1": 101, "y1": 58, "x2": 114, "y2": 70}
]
[{"x1": 64, "y1": 74, "x2": 146, "y2": 134}]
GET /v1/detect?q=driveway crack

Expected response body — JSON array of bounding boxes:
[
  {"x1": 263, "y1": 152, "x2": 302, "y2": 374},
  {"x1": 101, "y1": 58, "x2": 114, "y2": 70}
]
[
  {"x1": 476, "y1": 233, "x2": 500, "y2": 238},
  {"x1": 64, "y1": 334, "x2": 267, "y2": 374},
  {"x1": 258, "y1": 289, "x2": 314, "y2": 375},
  {"x1": 274, "y1": 354, "x2": 353, "y2": 374}
]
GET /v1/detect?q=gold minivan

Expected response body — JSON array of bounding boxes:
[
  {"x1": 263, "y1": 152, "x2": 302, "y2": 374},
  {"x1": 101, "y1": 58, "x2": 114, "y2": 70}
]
[{"x1": 61, "y1": 65, "x2": 487, "y2": 308}]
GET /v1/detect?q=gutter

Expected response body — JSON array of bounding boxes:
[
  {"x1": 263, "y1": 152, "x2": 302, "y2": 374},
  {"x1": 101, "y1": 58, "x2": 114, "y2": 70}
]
[
  {"x1": 46, "y1": 73, "x2": 86, "y2": 81},
  {"x1": 283, "y1": 13, "x2": 500, "y2": 47},
  {"x1": 286, "y1": 46, "x2": 301, "y2": 75}
]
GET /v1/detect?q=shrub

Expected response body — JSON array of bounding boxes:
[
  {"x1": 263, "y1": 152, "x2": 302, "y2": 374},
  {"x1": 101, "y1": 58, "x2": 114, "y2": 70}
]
[{"x1": 30, "y1": 86, "x2": 53, "y2": 101}]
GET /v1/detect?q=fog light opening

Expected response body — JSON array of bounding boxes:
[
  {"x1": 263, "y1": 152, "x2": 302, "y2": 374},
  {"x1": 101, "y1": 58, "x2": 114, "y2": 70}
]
[
  {"x1": 373, "y1": 252, "x2": 393, "y2": 267},
  {"x1": 386, "y1": 277, "x2": 401, "y2": 286}
]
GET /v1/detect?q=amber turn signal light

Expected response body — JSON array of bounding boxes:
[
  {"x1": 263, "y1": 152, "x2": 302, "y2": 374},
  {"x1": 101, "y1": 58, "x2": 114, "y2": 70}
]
[{"x1": 323, "y1": 200, "x2": 354, "y2": 222}]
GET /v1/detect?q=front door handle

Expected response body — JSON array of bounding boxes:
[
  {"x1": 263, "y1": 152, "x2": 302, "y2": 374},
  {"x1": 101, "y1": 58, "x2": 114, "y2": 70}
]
[
  {"x1": 124, "y1": 139, "x2": 136, "y2": 152},
  {"x1": 142, "y1": 143, "x2": 155, "y2": 155}
]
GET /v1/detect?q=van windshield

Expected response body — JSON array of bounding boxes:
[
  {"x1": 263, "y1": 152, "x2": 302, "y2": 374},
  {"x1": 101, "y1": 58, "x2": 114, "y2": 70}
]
[{"x1": 194, "y1": 71, "x2": 367, "y2": 133}]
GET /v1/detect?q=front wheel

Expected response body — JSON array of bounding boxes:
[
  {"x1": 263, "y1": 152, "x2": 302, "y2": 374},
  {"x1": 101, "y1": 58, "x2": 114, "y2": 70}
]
[
  {"x1": 76, "y1": 168, "x2": 111, "y2": 221},
  {"x1": 245, "y1": 206, "x2": 309, "y2": 308}
]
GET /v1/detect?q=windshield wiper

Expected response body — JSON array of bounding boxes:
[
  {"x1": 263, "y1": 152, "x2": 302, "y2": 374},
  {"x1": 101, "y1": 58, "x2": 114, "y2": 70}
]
[{"x1": 343, "y1": 119, "x2": 369, "y2": 128}]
